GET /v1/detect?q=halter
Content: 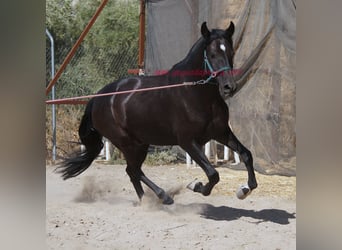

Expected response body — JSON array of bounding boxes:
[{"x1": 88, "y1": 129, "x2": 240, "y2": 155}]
[{"x1": 202, "y1": 50, "x2": 232, "y2": 84}]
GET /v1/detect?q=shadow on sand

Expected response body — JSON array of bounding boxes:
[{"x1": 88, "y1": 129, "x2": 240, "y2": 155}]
[
  {"x1": 165, "y1": 203, "x2": 296, "y2": 225},
  {"x1": 199, "y1": 204, "x2": 296, "y2": 225}
]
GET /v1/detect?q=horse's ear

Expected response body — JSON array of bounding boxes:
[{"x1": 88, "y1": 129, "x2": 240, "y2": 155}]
[
  {"x1": 225, "y1": 21, "x2": 235, "y2": 38},
  {"x1": 201, "y1": 22, "x2": 210, "y2": 40}
]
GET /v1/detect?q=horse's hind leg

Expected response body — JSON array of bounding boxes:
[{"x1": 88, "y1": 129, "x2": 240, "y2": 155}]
[
  {"x1": 123, "y1": 144, "x2": 174, "y2": 205},
  {"x1": 124, "y1": 145, "x2": 148, "y2": 202},
  {"x1": 126, "y1": 164, "x2": 145, "y2": 202},
  {"x1": 140, "y1": 174, "x2": 174, "y2": 205}
]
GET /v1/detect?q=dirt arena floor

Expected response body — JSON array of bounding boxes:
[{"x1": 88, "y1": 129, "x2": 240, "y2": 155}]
[{"x1": 46, "y1": 163, "x2": 296, "y2": 250}]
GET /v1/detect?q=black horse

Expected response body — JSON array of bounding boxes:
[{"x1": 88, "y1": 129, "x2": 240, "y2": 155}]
[{"x1": 57, "y1": 22, "x2": 257, "y2": 204}]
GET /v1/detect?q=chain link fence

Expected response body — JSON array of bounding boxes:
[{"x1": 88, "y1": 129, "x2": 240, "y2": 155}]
[
  {"x1": 46, "y1": 44, "x2": 138, "y2": 99},
  {"x1": 46, "y1": 40, "x2": 138, "y2": 162}
]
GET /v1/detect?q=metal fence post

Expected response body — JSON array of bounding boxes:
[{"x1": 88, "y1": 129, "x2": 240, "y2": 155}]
[{"x1": 46, "y1": 29, "x2": 56, "y2": 161}]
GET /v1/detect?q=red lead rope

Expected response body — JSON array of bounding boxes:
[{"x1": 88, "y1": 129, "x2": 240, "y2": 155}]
[{"x1": 46, "y1": 82, "x2": 195, "y2": 105}]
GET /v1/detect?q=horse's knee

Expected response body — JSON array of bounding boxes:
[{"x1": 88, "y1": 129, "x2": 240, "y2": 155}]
[{"x1": 240, "y1": 148, "x2": 253, "y2": 165}]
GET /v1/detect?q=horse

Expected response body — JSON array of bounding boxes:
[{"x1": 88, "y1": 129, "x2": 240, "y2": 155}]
[{"x1": 56, "y1": 21, "x2": 258, "y2": 204}]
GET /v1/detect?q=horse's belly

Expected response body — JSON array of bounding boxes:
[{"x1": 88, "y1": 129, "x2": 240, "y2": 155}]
[{"x1": 131, "y1": 125, "x2": 178, "y2": 145}]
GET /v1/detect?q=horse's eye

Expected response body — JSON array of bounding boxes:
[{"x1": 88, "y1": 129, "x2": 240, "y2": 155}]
[{"x1": 210, "y1": 54, "x2": 215, "y2": 59}]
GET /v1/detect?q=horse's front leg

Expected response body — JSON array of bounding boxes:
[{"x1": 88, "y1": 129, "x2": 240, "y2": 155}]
[
  {"x1": 181, "y1": 141, "x2": 219, "y2": 196},
  {"x1": 216, "y1": 128, "x2": 258, "y2": 199}
]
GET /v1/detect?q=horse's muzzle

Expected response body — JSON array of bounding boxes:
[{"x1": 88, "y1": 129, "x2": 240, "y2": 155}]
[
  {"x1": 224, "y1": 83, "x2": 236, "y2": 92},
  {"x1": 223, "y1": 76, "x2": 237, "y2": 95}
]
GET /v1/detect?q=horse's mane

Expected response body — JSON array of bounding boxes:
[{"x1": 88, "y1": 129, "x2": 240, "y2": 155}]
[
  {"x1": 168, "y1": 37, "x2": 206, "y2": 72},
  {"x1": 168, "y1": 28, "x2": 231, "y2": 72}
]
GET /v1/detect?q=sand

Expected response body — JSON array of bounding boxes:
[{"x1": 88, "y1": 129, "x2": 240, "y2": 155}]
[{"x1": 46, "y1": 163, "x2": 296, "y2": 250}]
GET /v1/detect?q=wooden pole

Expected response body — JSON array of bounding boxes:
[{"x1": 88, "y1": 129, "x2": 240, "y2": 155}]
[
  {"x1": 138, "y1": 0, "x2": 146, "y2": 69},
  {"x1": 46, "y1": 0, "x2": 109, "y2": 96}
]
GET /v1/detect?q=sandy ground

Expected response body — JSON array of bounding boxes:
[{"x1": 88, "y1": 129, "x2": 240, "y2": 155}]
[{"x1": 46, "y1": 163, "x2": 296, "y2": 250}]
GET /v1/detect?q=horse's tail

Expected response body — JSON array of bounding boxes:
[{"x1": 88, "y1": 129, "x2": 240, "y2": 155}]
[{"x1": 56, "y1": 99, "x2": 103, "y2": 180}]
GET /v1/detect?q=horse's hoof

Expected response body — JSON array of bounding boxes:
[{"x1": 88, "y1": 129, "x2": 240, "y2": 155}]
[
  {"x1": 162, "y1": 196, "x2": 174, "y2": 205},
  {"x1": 236, "y1": 184, "x2": 251, "y2": 200},
  {"x1": 186, "y1": 179, "x2": 202, "y2": 193},
  {"x1": 186, "y1": 179, "x2": 198, "y2": 191}
]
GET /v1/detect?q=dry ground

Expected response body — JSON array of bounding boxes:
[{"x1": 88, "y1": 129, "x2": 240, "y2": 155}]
[{"x1": 46, "y1": 163, "x2": 296, "y2": 250}]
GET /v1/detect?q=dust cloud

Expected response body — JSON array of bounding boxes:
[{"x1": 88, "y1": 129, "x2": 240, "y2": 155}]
[{"x1": 74, "y1": 176, "x2": 112, "y2": 203}]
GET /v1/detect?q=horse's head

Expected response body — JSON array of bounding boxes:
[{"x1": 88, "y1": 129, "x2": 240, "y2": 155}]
[{"x1": 201, "y1": 21, "x2": 236, "y2": 96}]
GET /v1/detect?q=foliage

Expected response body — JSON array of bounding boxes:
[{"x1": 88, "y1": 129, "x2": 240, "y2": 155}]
[
  {"x1": 46, "y1": 0, "x2": 139, "y2": 98},
  {"x1": 144, "y1": 151, "x2": 178, "y2": 166},
  {"x1": 46, "y1": 0, "x2": 80, "y2": 57},
  {"x1": 46, "y1": 0, "x2": 139, "y2": 161},
  {"x1": 109, "y1": 147, "x2": 127, "y2": 165},
  {"x1": 109, "y1": 147, "x2": 178, "y2": 166}
]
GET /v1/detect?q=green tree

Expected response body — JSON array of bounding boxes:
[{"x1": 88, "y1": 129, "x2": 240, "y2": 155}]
[
  {"x1": 46, "y1": 0, "x2": 140, "y2": 160},
  {"x1": 76, "y1": 0, "x2": 139, "y2": 83},
  {"x1": 46, "y1": 0, "x2": 80, "y2": 63},
  {"x1": 46, "y1": 0, "x2": 139, "y2": 98}
]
